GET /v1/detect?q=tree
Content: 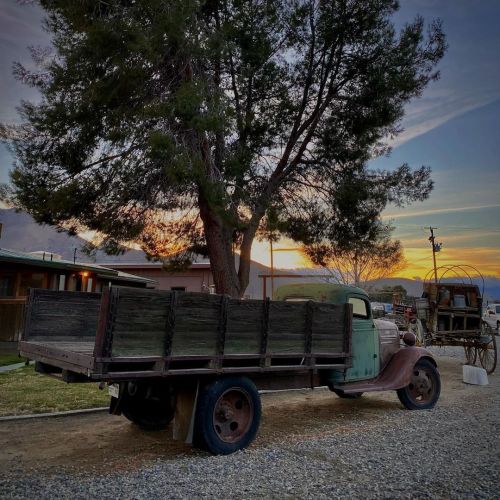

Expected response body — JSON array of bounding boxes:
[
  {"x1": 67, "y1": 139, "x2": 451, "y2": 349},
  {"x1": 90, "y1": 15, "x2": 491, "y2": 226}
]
[
  {"x1": 304, "y1": 219, "x2": 407, "y2": 289},
  {"x1": 1, "y1": 0, "x2": 445, "y2": 297},
  {"x1": 368, "y1": 284, "x2": 408, "y2": 303},
  {"x1": 302, "y1": 165, "x2": 408, "y2": 288}
]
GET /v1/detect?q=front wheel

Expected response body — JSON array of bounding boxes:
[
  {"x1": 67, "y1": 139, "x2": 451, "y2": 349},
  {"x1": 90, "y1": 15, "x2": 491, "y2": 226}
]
[
  {"x1": 193, "y1": 376, "x2": 261, "y2": 455},
  {"x1": 397, "y1": 358, "x2": 441, "y2": 410}
]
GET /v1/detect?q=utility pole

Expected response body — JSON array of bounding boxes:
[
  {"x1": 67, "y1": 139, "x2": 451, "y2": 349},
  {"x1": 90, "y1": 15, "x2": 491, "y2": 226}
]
[{"x1": 428, "y1": 227, "x2": 442, "y2": 284}]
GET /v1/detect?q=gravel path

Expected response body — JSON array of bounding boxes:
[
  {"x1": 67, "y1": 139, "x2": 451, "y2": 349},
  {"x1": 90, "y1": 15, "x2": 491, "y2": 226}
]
[{"x1": 1, "y1": 352, "x2": 499, "y2": 499}]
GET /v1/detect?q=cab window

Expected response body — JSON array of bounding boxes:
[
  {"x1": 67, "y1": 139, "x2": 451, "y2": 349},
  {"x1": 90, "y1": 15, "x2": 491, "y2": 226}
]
[{"x1": 348, "y1": 297, "x2": 370, "y2": 319}]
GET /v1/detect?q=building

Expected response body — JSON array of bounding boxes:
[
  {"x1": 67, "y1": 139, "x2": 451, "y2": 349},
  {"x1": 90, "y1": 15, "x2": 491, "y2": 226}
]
[
  {"x1": 102, "y1": 255, "x2": 271, "y2": 299},
  {"x1": 0, "y1": 248, "x2": 155, "y2": 344}
]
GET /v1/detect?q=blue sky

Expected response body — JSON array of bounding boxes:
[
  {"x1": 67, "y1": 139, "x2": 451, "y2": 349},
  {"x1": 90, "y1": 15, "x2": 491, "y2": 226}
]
[{"x1": 0, "y1": 0, "x2": 499, "y2": 276}]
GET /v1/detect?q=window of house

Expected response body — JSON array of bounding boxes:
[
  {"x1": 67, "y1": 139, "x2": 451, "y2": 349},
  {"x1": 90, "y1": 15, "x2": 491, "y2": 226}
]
[
  {"x1": 18, "y1": 272, "x2": 46, "y2": 296},
  {"x1": 348, "y1": 297, "x2": 370, "y2": 319},
  {"x1": 0, "y1": 274, "x2": 15, "y2": 297}
]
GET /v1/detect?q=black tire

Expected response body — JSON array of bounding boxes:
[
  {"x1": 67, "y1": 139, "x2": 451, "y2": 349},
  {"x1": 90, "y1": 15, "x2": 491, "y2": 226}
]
[
  {"x1": 397, "y1": 358, "x2": 441, "y2": 410},
  {"x1": 193, "y1": 376, "x2": 261, "y2": 455},
  {"x1": 122, "y1": 382, "x2": 176, "y2": 431},
  {"x1": 332, "y1": 389, "x2": 363, "y2": 399}
]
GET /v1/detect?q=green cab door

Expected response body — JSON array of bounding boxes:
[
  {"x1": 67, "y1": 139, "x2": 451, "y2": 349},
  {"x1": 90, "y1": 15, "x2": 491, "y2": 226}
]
[{"x1": 331, "y1": 295, "x2": 379, "y2": 383}]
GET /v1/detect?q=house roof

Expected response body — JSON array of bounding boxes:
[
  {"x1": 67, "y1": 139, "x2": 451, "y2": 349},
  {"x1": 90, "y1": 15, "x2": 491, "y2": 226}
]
[
  {"x1": 104, "y1": 262, "x2": 211, "y2": 270},
  {"x1": 0, "y1": 248, "x2": 156, "y2": 285}
]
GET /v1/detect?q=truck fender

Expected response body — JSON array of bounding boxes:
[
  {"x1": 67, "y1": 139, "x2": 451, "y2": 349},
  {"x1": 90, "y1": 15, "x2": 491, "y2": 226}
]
[
  {"x1": 336, "y1": 347, "x2": 437, "y2": 394},
  {"x1": 379, "y1": 347, "x2": 436, "y2": 390}
]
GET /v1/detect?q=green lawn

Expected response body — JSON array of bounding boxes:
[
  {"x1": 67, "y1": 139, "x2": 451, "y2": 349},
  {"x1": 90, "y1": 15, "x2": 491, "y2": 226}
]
[
  {"x1": 0, "y1": 354, "x2": 27, "y2": 367},
  {"x1": 0, "y1": 365, "x2": 109, "y2": 416}
]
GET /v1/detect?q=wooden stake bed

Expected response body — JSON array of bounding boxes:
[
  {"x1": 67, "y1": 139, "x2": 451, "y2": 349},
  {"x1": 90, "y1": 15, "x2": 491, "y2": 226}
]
[{"x1": 19, "y1": 287, "x2": 353, "y2": 381}]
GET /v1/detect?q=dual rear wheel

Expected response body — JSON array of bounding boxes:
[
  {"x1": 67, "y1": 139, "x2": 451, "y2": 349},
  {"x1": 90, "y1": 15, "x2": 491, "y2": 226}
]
[{"x1": 118, "y1": 376, "x2": 261, "y2": 455}]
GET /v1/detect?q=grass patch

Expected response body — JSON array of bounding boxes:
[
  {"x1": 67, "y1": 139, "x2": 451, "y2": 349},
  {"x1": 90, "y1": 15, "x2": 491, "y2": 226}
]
[
  {"x1": 0, "y1": 365, "x2": 109, "y2": 416},
  {"x1": 0, "y1": 354, "x2": 27, "y2": 367}
]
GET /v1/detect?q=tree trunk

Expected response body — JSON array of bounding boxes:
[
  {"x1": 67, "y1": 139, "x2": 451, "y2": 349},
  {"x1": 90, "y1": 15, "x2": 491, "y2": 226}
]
[{"x1": 198, "y1": 193, "x2": 241, "y2": 297}]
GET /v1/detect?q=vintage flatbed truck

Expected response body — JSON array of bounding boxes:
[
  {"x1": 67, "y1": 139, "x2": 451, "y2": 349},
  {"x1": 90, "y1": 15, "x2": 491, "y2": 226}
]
[{"x1": 18, "y1": 284, "x2": 440, "y2": 455}]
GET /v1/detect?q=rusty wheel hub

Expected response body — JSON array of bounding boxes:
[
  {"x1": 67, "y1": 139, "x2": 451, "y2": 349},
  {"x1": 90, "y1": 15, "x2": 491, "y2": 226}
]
[
  {"x1": 213, "y1": 388, "x2": 253, "y2": 443},
  {"x1": 408, "y1": 368, "x2": 434, "y2": 403}
]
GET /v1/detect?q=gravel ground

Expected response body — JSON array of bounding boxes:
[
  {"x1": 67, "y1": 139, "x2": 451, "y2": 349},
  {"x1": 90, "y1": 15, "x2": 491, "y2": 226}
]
[{"x1": 1, "y1": 350, "x2": 499, "y2": 499}]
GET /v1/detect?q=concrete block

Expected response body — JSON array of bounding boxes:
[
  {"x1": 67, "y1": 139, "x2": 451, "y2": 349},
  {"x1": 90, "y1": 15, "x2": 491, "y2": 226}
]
[{"x1": 462, "y1": 365, "x2": 489, "y2": 385}]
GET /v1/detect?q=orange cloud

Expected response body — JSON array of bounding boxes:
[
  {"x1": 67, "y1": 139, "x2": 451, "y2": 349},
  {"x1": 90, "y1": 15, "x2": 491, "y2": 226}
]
[{"x1": 397, "y1": 247, "x2": 500, "y2": 279}]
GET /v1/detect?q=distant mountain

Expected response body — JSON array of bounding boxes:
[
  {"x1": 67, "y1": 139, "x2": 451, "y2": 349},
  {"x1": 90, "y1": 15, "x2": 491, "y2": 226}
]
[
  {"x1": 0, "y1": 208, "x2": 149, "y2": 263},
  {"x1": 0, "y1": 208, "x2": 87, "y2": 260}
]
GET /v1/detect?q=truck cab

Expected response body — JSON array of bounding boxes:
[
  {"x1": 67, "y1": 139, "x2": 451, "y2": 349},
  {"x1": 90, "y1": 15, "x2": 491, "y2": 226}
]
[{"x1": 274, "y1": 283, "x2": 429, "y2": 392}]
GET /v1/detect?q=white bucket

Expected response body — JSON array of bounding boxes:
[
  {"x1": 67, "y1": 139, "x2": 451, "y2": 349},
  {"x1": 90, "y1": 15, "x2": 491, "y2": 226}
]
[{"x1": 462, "y1": 365, "x2": 489, "y2": 385}]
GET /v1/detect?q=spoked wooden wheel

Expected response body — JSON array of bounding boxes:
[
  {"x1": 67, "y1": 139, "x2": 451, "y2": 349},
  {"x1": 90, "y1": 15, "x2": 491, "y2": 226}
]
[
  {"x1": 478, "y1": 323, "x2": 497, "y2": 374},
  {"x1": 464, "y1": 342, "x2": 477, "y2": 365},
  {"x1": 213, "y1": 388, "x2": 254, "y2": 443}
]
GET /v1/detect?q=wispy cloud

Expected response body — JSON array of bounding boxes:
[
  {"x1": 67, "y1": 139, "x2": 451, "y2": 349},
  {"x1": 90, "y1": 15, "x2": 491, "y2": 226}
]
[
  {"x1": 389, "y1": 90, "x2": 500, "y2": 148},
  {"x1": 384, "y1": 203, "x2": 500, "y2": 220}
]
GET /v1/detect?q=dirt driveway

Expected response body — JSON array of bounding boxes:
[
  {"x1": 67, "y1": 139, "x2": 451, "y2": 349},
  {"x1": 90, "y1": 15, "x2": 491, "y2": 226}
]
[{"x1": 0, "y1": 353, "x2": 496, "y2": 477}]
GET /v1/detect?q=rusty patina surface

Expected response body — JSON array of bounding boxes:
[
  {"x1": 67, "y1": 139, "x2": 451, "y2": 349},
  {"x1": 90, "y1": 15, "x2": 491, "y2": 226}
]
[{"x1": 332, "y1": 347, "x2": 436, "y2": 394}]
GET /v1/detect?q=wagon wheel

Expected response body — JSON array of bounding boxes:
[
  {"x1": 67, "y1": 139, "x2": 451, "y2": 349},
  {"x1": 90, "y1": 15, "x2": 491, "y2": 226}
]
[
  {"x1": 478, "y1": 322, "x2": 497, "y2": 374},
  {"x1": 409, "y1": 319, "x2": 426, "y2": 347},
  {"x1": 464, "y1": 342, "x2": 477, "y2": 365}
]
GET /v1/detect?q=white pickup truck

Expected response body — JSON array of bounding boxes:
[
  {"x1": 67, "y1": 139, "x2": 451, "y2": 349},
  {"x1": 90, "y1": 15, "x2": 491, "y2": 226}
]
[{"x1": 484, "y1": 303, "x2": 500, "y2": 330}]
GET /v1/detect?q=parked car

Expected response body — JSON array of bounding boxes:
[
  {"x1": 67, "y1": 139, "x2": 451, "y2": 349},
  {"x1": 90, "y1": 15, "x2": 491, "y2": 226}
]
[{"x1": 483, "y1": 303, "x2": 500, "y2": 330}]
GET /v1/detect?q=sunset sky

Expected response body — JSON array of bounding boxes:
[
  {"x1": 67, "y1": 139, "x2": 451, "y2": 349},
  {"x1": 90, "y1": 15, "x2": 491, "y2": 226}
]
[{"x1": 0, "y1": 1, "x2": 499, "y2": 278}]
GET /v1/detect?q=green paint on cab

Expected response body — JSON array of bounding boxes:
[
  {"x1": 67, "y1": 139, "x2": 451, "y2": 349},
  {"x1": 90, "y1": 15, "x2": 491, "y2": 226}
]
[{"x1": 274, "y1": 283, "x2": 380, "y2": 382}]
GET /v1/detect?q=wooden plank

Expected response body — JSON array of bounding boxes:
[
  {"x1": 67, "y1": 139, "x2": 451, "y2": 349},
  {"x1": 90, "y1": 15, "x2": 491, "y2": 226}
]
[
  {"x1": 94, "y1": 286, "x2": 110, "y2": 357},
  {"x1": 224, "y1": 298, "x2": 263, "y2": 355},
  {"x1": 18, "y1": 340, "x2": 94, "y2": 370},
  {"x1": 216, "y1": 295, "x2": 229, "y2": 363},
  {"x1": 111, "y1": 289, "x2": 172, "y2": 356},
  {"x1": 164, "y1": 291, "x2": 178, "y2": 356},
  {"x1": 25, "y1": 289, "x2": 101, "y2": 340},
  {"x1": 171, "y1": 293, "x2": 222, "y2": 356},
  {"x1": 304, "y1": 301, "x2": 314, "y2": 356},
  {"x1": 268, "y1": 301, "x2": 307, "y2": 353}
]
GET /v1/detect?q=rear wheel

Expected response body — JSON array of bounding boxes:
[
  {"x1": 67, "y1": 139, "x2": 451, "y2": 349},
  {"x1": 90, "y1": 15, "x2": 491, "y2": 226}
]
[
  {"x1": 121, "y1": 382, "x2": 176, "y2": 431},
  {"x1": 397, "y1": 358, "x2": 440, "y2": 410},
  {"x1": 193, "y1": 376, "x2": 261, "y2": 455}
]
